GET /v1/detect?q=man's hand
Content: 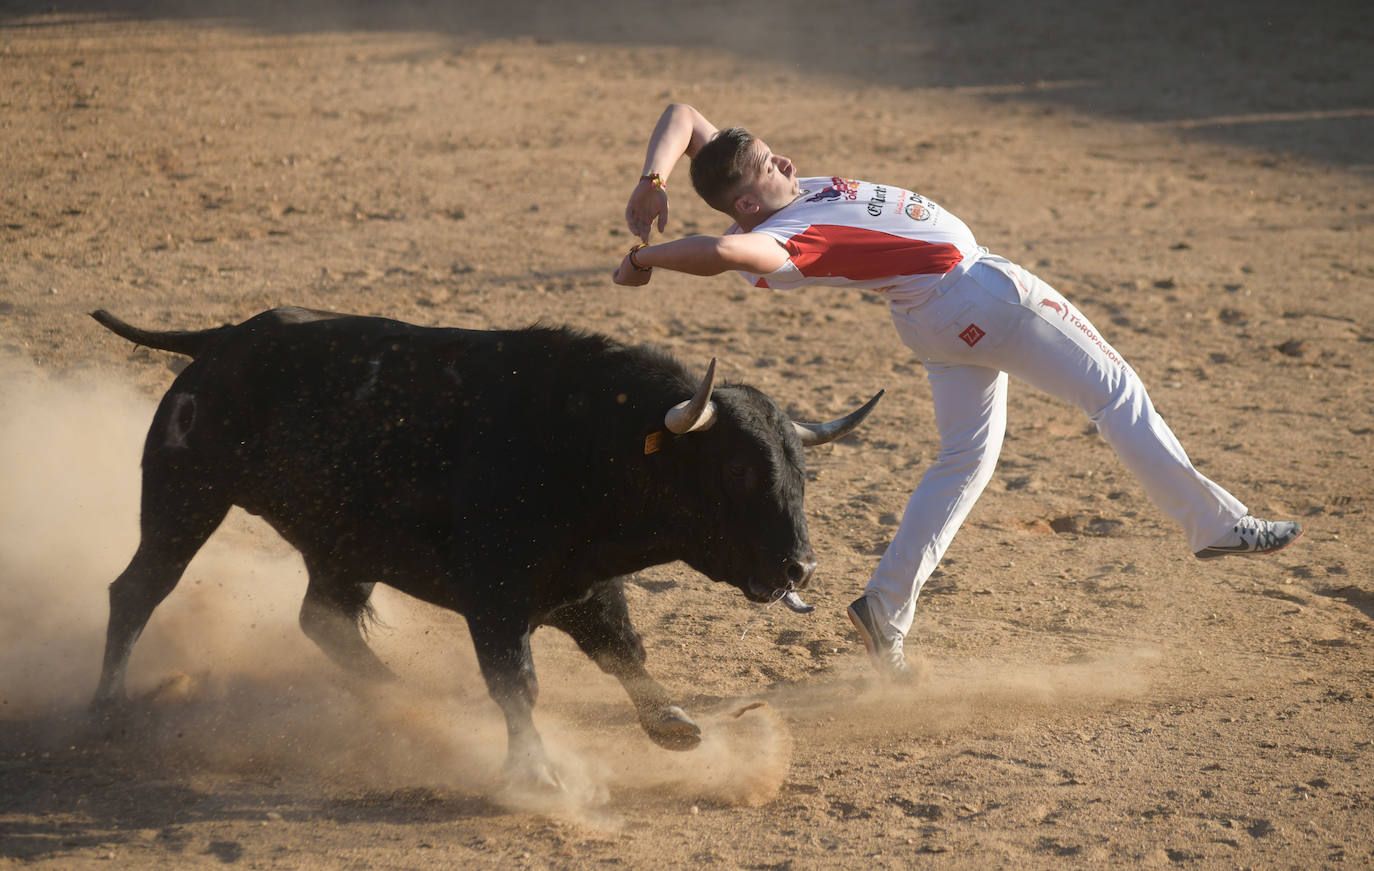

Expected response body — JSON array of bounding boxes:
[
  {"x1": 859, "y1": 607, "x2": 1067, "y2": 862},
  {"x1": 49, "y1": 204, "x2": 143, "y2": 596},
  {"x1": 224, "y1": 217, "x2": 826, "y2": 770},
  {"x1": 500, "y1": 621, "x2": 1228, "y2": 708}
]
[
  {"x1": 613, "y1": 249, "x2": 653, "y2": 286},
  {"x1": 625, "y1": 176, "x2": 669, "y2": 243}
]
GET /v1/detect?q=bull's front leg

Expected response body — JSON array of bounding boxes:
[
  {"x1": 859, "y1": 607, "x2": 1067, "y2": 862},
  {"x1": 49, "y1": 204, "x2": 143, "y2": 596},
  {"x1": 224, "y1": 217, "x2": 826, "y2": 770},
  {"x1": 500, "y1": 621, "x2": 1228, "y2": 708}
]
[
  {"x1": 464, "y1": 608, "x2": 559, "y2": 789},
  {"x1": 543, "y1": 578, "x2": 701, "y2": 751}
]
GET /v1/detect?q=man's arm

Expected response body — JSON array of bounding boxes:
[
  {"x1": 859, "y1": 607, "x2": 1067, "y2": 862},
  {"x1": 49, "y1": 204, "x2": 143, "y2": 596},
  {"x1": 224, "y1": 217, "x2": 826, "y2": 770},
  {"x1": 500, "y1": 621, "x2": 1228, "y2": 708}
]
[
  {"x1": 612, "y1": 232, "x2": 788, "y2": 286},
  {"x1": 625, "y1": 104, "x2": 719, "y2": 242},
  {"x1": 642, "y1": 103, "x2": 718, "y2": 171}
]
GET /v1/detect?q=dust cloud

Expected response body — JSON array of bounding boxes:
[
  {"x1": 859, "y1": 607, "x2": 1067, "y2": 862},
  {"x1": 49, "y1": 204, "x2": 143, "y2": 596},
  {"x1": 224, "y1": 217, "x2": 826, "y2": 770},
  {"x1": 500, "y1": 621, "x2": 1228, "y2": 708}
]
[
  {"x1": 1, "y1": 357, "x2": 152, "y2": 713},
  {"x1": 771, "y1": 648, "x2": 1160, "y2": 747}
]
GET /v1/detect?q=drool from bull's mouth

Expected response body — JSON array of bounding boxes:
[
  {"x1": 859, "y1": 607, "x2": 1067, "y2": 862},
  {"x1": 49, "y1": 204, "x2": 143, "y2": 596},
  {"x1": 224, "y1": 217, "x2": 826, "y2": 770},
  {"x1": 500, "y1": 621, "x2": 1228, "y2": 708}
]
[{"x1": 739, "y1": 587, "x2": 815, "y2": 639}]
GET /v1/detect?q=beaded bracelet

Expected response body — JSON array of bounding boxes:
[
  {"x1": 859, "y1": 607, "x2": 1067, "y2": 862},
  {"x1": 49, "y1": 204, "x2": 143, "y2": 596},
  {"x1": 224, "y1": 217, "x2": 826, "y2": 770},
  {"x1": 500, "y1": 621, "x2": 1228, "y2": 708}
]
[
  {"x1": 641, "y1": 172, "x2": 667, "y2": 192},
  {"x1": 628, "y1": 243, "x2": 653, "y2": 272}
]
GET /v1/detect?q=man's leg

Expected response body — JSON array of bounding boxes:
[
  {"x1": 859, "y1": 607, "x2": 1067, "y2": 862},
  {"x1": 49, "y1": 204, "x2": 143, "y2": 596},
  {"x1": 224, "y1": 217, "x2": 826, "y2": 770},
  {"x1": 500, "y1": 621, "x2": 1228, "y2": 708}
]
[
  {"x1": 972, "y1": 259, "x2": 1295, "y2": 554},
  {"x1": 855, "y1": 362, "x2": 1007, "y2": 675}
]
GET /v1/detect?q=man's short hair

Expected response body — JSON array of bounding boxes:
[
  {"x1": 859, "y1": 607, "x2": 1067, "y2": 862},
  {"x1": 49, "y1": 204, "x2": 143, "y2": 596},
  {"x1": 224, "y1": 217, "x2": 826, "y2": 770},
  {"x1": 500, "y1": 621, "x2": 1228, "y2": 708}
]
[{"x1": 690, "y1": 127, "x2": 756, "y2": 214}]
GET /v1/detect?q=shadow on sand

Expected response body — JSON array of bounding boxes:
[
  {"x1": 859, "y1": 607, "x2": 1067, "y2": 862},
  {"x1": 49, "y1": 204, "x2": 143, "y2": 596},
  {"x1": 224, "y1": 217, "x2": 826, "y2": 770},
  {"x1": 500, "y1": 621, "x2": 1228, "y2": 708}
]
[
  {"x1": 0, "y1": 708, "x2": 501, "y2": 863},
  {"x1": 4, "y1": 0, "x2": 1371, "y2": 169}
]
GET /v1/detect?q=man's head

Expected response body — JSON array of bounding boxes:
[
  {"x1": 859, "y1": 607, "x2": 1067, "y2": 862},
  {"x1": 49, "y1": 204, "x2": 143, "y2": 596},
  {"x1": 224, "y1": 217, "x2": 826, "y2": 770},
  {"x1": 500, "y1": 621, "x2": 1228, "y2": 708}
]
[{"x1": 691, "y1": 127, "x2": 800, "y2": 227}]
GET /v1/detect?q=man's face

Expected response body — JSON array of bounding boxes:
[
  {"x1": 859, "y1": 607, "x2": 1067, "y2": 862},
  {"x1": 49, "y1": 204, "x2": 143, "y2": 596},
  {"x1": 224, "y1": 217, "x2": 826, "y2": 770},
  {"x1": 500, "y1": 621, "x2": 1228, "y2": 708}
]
[{"x1": 737, "y1": 138, "x2": 801, "y2": 216}]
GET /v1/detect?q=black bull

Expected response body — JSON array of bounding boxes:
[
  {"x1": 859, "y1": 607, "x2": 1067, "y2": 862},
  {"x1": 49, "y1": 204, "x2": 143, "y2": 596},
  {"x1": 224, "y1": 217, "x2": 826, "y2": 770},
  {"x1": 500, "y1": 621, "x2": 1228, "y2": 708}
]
[{"x1": 89, "y1": 307, "x2": 881, "y2": 784}]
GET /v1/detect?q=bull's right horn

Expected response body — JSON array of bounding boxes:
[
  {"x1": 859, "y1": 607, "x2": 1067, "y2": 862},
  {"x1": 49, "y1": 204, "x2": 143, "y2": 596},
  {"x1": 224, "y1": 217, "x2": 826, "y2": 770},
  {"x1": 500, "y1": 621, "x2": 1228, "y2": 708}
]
[
  {"x1": 664, "y1": 358, "x2": 718, "y2": 434},
  {"x1": 792, "y1": 389, "x2": 884, "y2": 447}
]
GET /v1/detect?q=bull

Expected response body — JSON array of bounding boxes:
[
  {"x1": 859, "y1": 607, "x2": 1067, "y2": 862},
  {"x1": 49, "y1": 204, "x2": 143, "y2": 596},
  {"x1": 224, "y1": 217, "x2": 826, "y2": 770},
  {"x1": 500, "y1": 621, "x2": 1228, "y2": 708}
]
[{"x1": 89, "y1": 307, "x2": 881, "y2": 786}]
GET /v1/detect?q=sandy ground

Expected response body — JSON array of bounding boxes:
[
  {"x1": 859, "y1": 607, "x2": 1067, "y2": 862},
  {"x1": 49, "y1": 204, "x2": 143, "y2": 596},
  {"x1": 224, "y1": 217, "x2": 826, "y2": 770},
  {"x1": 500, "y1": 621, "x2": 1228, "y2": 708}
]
[{"x1": 1, "y1": 1, "x2": 1372, "y2": 868}]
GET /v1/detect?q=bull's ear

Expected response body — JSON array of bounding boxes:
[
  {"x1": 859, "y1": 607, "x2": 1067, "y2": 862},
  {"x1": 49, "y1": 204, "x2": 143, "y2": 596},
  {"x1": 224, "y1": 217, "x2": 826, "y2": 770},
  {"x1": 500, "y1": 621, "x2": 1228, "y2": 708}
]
[
  {"x1": 664, "y1": 358, "x2": 718, "y2": 435},
  {"x1": 644, "y1": 430, "x2": 670, "y2": 455},
  {"x1": 793, "y1": 389, "x2": 884, "y2": 447}
]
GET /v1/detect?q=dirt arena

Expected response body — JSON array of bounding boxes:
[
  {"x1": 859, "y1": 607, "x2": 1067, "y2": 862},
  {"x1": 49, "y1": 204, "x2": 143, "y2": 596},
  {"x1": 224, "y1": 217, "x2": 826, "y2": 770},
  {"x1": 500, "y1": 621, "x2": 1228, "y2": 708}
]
[{"x1": 2, "y1": 1, "x2": 1371, "y2": 867}]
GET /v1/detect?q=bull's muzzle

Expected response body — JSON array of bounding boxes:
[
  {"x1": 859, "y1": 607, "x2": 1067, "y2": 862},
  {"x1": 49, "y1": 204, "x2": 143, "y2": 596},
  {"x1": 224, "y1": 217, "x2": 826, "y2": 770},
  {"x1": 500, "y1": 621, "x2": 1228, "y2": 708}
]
[{"x1": 747, "y1": 552, "x2": 818, "y2": 612}]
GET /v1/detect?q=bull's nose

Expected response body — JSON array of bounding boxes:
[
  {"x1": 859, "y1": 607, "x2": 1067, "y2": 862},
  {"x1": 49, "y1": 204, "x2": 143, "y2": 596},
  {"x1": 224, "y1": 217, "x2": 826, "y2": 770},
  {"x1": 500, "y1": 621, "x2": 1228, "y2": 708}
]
[{"x1": 786, "y1": 556, "x2": 817, "y2": 588}]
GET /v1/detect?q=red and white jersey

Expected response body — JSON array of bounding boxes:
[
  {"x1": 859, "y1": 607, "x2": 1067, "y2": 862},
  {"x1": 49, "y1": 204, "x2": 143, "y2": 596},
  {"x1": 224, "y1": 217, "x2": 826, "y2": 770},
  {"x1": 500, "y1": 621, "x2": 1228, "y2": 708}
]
[{"x1": 737, "y1": 176, "x2": 981, "y2": 305}]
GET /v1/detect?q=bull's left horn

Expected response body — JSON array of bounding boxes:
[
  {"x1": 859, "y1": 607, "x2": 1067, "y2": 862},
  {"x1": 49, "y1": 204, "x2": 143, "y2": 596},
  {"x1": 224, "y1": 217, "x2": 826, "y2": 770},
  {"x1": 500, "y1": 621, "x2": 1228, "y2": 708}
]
[
  {"x1": 664, "y1": 358, "x2": 719, "y2": 435},
  {"x1": 793, "y1": 389, "x2": 884, "y2": 447}
]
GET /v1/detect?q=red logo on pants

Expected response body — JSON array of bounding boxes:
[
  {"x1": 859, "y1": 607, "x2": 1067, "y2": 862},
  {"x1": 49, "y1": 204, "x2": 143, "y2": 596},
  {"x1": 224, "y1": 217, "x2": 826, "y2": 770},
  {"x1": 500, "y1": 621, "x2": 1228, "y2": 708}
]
[
  {"x1": 1039, "y1": 298, "x2": 1068, "y2": 319},
  {"x1": 959, "y1": 323, "x2": 985, "y2": 347}
]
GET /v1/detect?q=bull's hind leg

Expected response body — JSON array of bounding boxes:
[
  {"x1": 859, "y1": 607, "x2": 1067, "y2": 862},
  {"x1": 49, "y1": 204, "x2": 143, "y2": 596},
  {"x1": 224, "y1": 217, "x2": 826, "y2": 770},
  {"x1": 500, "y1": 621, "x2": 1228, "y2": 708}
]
[
  {"x1": 543, "y1": 578, "x2": 701, "y2": 751},
  {"x1": 297, "y1": 559, "x2": 396, "y2": 682},
  {"x1": 92, "y1": 472, "x2": 230, "y2": 709}
]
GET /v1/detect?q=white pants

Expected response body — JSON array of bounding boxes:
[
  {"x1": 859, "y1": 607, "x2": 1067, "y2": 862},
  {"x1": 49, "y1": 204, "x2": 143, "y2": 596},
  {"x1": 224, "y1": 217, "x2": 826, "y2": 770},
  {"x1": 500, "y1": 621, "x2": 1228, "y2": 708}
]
[{"x1": 865, "y1": 254, "x2": 1247, "y2": 638}]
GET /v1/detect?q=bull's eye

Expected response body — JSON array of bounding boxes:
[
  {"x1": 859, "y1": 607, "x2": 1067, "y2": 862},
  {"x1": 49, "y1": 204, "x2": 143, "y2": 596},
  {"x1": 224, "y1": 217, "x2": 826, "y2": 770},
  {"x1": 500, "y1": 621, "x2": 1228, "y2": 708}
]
[{"x1": 727, "y1": 462, "x2": 760, "y2": 492}]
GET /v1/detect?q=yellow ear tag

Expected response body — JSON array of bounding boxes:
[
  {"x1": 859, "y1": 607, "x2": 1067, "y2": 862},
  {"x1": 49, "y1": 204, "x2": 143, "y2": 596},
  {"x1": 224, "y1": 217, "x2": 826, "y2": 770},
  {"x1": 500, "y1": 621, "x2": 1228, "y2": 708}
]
[{"x1": 644, "y1": 430, "x2": 667, "y2": 455}]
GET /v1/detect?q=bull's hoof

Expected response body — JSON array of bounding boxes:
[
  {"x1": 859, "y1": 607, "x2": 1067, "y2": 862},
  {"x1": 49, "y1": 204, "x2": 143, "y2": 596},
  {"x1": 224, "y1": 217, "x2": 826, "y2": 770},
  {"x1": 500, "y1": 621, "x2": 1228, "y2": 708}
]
[
  {"x1": 641, "y1": 705, "x2": 702, "y2": 751},
  {"x1": 85, "y1": 695, "x2": 141, "y2": 742},
  {"x1": 502, "y1": 752, "x2": 565, "y2": 793},
  {"x1": 88, "y1": 695, "x2": 125, "y2": 718}
]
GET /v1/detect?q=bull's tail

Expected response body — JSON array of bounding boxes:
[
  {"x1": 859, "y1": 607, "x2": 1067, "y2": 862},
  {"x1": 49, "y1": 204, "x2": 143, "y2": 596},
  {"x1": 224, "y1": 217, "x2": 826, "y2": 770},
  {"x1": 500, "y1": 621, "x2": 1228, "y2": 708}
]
[{"x1": 91, "y1": 310, "x2": 229, "y2": 358}]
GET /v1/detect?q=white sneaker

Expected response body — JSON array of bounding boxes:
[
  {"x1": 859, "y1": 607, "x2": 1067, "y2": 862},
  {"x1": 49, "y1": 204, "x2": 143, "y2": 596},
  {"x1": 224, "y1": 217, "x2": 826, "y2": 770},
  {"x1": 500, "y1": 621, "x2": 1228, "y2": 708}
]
[{"x1": 1195, "y1": 516, "x2": 1303, "y2": 560}]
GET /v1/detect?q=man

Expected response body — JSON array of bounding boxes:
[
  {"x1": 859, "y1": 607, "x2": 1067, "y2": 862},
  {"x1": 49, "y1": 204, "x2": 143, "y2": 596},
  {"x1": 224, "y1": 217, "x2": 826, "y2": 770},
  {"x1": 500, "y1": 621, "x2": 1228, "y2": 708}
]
[{"x1": 612, "y1": 103, "x2": 1302, "y2": 681}]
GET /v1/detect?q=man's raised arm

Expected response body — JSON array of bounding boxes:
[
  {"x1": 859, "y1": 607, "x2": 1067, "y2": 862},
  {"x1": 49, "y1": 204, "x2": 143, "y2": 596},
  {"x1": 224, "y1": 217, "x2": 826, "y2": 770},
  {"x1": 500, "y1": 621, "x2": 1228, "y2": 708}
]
[{"x1": 625, "y1": 104, "x2": 719, "y2": 242}]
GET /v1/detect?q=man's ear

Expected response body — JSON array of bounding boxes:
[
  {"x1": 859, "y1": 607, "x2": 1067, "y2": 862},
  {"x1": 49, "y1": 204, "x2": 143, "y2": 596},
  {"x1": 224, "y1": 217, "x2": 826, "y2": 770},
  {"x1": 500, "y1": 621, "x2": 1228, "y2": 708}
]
[{"x1": 733, "y1": 191, "x2": 761, "y2": 217}]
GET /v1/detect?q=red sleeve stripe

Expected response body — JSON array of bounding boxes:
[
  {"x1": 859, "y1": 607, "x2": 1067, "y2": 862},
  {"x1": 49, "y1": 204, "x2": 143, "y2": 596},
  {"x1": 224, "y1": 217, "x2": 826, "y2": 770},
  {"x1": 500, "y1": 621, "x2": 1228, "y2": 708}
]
[{"x1": 783, "y1": 224, "x2": 964, "y2": 279}]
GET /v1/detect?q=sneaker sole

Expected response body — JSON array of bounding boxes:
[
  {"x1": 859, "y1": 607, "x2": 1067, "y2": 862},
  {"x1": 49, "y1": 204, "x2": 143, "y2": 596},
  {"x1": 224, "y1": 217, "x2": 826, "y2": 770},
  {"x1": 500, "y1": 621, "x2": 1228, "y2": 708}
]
[{"x1": 1194, "y1": 528, "x2": 1304, "y2": 560}]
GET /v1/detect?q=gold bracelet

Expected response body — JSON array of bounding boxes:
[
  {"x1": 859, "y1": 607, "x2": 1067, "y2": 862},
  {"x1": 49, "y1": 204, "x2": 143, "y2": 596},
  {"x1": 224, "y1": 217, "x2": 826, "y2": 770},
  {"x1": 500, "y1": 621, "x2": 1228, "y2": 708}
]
[
  {"x1": 628, "y1": 243, "x2": 653, "y2": 272},
  {"x1": 641, "y1": 172, "x2": 667, "y2": 192}
]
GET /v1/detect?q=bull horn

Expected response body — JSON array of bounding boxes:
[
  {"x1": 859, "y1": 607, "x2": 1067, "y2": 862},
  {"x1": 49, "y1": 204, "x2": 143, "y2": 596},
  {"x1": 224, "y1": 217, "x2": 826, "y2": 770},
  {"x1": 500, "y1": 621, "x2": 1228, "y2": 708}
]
[
  {"x1": 793, "y1": 389, "x2": 884, "y2": 447},
  {"x1": 664, "y1": 358, "x2": 718, "y2": 434}
]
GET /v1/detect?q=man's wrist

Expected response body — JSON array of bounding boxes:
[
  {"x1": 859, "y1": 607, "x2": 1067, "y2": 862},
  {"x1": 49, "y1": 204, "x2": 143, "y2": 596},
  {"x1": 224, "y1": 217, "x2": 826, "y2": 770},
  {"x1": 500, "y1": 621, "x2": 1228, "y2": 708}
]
[
  {"x1": 628, "y1": 243, "x2": 653, "y2": 272},
  {"x1": 640, "y1": 172, "x2": 667, "y2": 192}
]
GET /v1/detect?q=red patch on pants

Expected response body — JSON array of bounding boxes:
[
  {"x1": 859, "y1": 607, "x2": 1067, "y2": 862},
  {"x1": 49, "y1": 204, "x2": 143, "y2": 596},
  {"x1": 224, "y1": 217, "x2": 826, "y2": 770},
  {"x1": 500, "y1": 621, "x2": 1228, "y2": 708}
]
[{"x1": 959, "y1": 323, "x2": 986, "y2": 347}]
